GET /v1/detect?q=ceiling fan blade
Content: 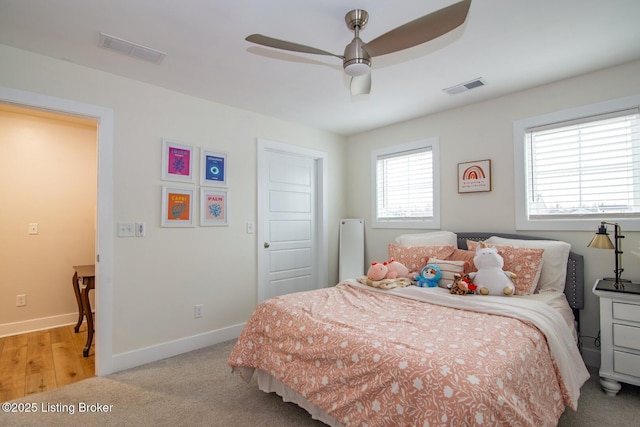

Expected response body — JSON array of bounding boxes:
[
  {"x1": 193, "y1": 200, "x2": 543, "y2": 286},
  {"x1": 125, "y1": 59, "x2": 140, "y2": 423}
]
[
  {"x1": 350, "y1": 72, "x2": 371, "y2": 95},
  {"x1": 246, "y1": 34, "x2": 344, "y2": 59},
  {"x1": 363, "y1": 0, "x2": 471, "y2": 57}
]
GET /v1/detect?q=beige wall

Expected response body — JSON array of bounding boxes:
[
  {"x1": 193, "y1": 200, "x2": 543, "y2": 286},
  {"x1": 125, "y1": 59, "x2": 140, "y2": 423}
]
[
  {"x1": 2, "y1": 38, "x2": 639, "y2": 370},
  {"x1": 345, "y1": 59, "x2": 640, "y2": 366},
  {"x1": 0, "y1": 106, "x2": 96, "y2": 330},
  {"x1": 0, "y1": 44, "x2": 347, "y2": 370}
]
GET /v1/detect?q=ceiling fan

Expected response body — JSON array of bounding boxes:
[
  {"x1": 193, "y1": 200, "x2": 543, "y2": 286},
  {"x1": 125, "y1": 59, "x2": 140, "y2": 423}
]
[{"x1": 245, "y1": 0, "x2": 471, "y2": 95}]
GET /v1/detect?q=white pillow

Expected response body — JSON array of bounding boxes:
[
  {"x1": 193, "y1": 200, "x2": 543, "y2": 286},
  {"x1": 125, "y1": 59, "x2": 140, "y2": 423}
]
[
  {"x1": 485, "y1": 236, "x2": 571, "y2": 293},
  {"x1": 395, "y1": 231, "x2": 457, "y2": 247}
]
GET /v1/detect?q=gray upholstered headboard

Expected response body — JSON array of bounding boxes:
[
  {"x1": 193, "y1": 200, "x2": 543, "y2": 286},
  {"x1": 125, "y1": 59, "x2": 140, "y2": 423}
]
[{"x1": 455, "y1": 233, "x2": 584, "y2": 327}]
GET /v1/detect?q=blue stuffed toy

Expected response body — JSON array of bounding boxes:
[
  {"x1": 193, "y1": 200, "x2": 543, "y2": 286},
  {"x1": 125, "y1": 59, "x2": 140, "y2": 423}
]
[{"x1": 415, "y1": 264, "x2": 442, "y2": 288}]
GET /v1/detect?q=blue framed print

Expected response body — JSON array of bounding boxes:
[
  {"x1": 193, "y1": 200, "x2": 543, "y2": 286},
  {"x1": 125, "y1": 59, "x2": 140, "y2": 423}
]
[{"x1": 200, "y1": 149, "x2": 227, "y2": 187}]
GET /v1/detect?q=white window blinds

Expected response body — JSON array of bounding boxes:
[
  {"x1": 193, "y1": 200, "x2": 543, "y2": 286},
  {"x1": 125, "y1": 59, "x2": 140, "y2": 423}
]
[
  {"x1": 375, "y1": 147, "x2": 434, "y2": 221},
  {"x1": 525, "y1": 108, "x2": 640, "y2": 219}
]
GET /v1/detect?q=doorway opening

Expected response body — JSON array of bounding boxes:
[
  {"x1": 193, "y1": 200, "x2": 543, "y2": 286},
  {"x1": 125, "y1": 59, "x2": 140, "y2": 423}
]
[{"x1": 0, "y1": 86, "x2": 115, "y2": 380}]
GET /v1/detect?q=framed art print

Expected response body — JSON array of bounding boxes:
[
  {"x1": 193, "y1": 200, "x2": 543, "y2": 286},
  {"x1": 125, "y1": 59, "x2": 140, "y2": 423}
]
[
  {"x1": 200, "y1": 149, "x2": 227, "y2": 187},
  {"x1": 162, "y1": 139, "x2": 194, "y2": 182},
  {"x1": 458, "y1": 159, "x2": 492, "y2": 193},
  {"x1": 161, "y1": 186, "x2": 195, "y2": 227},
  {"x1": 200, "y1": 189, "x2": 228, "y2": 226}
]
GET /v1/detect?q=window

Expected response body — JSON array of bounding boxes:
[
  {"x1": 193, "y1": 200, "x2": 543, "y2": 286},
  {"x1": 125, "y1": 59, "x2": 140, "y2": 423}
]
[
  {"x1": 514, "y1": 95, "x2": 640, "y2": 231},
  {"x1": 371, "y1": 138, "x2": 440, "y2": 229}
]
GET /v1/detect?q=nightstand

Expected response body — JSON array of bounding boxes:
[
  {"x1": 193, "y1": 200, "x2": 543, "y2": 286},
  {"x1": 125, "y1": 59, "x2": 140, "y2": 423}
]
[{"x1": 592, "y1": 279, "x2": 640, "y2": 395}]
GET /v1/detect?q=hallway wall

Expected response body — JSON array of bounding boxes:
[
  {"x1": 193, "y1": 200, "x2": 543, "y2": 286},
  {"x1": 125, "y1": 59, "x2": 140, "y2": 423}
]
[{"x1": 0, "y1": 104, "x2": 97, "y2": 335}]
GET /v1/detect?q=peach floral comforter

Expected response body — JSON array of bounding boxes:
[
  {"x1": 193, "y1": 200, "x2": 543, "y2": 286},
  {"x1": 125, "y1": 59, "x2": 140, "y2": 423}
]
[{"x1": 229, "y1": 281, "x2": 589, "y2": 427}]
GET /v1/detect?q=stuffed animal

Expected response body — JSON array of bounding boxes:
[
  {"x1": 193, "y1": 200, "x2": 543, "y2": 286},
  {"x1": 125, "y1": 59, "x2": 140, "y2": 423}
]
[
  {"x1": 468, "y1": 244, "x2": 516, "y2": 296},
  {"x1": 367, "y1": 262, "x2": 389, "y2": 281},
  {"x1": 415, "y1": 264, "x2": 442, "y2": 287},
  {"x1": 449, "y1": 273, "x2": 476, "y2": 295},
  {"x1": 384, "y1": 259, "x2": 410, "y2": 279}
]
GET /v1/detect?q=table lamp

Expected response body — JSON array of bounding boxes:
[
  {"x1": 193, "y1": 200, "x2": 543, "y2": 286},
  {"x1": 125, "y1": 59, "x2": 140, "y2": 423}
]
[{"x1": 588, "y1": 221, "x2": 627, "y2": 289}]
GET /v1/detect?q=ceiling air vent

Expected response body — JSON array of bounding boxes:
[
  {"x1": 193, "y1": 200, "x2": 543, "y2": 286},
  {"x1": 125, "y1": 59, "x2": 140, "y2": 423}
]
[
  {"x1": 443, "y1": 78, "x2": 486, "y2": 96},
  {"x1": 98, "y1": 32, "x2": 166, "y2": 64}
]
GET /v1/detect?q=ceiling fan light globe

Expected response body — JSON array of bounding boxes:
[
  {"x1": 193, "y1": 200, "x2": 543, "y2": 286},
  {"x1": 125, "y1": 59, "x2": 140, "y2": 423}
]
[{"x1": 344, "y1": 61, "x2": 370, "y2": 77}]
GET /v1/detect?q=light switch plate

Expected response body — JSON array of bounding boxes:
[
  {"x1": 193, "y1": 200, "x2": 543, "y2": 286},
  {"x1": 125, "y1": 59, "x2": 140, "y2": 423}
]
[
  {"x1": 135, "y1": 222, "x2": 146, "y2": 237},
  {"x1": 28, "y1": 223, "x2": 38, "y2": 235}
]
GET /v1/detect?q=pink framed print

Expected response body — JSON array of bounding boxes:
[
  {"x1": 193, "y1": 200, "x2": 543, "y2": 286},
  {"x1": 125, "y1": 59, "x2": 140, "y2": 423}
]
[
  {"x1": 162, "y1": 138, "x2": 194, "y2": 183},
  {"x1": 200, "y1": 189, "x2": 228, "y2": 226}
]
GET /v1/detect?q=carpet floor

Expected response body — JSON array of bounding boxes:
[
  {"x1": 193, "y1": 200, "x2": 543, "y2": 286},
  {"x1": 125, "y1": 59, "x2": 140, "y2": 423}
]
[{"x1": 1, "y1": 339, "x2": 638, "y2": 426}]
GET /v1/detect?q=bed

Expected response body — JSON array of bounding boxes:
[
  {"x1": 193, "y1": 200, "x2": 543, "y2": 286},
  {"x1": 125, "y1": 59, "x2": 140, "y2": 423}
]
[{"x1": 229, "y1": 232, "x2": 590, "y2": 427}]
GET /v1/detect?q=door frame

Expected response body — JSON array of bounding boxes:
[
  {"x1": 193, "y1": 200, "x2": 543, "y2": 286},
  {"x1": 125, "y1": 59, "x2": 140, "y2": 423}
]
[
  {"x1": 256, "y1": 138, "x2": 328, "y2": 303},
  {"x1": 0, "y1": 86, "x2": 114, "y2": 375}
]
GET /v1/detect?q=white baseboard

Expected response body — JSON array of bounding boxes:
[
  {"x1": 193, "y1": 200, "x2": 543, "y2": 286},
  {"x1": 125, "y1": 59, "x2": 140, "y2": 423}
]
[
  {"x1": 110, "y1": 323, "x2": 246, "y2": 374},
  {"x1": 0, "y1": 312, "x2": 79, "y2": 337}
]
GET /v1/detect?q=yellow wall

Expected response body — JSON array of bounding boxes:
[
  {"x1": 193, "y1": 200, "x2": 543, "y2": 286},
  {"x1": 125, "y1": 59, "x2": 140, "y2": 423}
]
[{"x1": 0, "y1": 105, "x2": 96, "y2": 330}]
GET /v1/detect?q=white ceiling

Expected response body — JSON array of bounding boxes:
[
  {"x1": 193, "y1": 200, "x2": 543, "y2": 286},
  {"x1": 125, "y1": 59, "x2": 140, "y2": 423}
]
[{"x1": 1, "y1": 0, "x2": 639, "y2": 136}]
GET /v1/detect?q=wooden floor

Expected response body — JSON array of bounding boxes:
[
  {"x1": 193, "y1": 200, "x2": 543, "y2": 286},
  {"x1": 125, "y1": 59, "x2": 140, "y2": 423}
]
[{"x1": 0, "y1": 324, "x2": 94, "y2": 402}]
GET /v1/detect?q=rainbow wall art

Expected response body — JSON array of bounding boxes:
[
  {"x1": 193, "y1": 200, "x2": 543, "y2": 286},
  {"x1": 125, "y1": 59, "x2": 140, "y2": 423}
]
[{"x1": 458, "y1": 159, "x2": 491, "y2": 193}]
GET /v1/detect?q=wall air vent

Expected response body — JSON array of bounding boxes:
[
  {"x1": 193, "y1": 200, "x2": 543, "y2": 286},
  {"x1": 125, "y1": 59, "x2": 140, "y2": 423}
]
[
  {"x1": 98, "y1": 32, "x2": 166, "y2": 64},
  {"x1": 443, "y1": 78, "x2": 486, "y2": 96}
]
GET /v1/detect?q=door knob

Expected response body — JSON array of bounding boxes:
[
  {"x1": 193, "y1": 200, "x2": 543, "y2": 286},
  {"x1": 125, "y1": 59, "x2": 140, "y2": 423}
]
[{"x1": 264, "y1": 242, "x2": 270, "y2": 248}]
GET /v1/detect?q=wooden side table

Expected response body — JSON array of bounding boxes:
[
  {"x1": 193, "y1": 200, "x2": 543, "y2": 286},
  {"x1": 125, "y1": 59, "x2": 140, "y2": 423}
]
[
  {"x1": 72, "y1": 265, "x2": 95, "y2": 357},
  {"x1": 592, "y1": 279, "x2": 640, "y2": 395}
]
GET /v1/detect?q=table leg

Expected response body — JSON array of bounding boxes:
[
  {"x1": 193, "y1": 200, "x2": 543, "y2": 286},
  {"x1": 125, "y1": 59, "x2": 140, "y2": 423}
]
[
  {"x1": 72, "y1": 272, "x2": 84, "y2": 333},
  {"x1": 81, "y1": 280, "x2": 94, "y2": 357}
]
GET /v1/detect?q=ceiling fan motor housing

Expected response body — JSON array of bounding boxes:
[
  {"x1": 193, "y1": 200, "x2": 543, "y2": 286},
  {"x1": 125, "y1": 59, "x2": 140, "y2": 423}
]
[{"x1": 343, "y1": 37, "x2": 371, "y2": 76}]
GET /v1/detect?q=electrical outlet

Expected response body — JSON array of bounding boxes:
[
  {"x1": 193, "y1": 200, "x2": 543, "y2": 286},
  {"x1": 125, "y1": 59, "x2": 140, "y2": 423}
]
[
  {"x1": 194, "y1": 304, "x2": 203, "y2": 318},
  {"x1": 16, "y1": 294, "x2": 26, "y2": 307}
]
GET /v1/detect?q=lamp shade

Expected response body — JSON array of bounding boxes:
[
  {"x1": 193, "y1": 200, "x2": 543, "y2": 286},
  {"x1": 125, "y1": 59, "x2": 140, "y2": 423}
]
[{"x1": 588, "y1": 232, "x2": 614, "y2": 249}]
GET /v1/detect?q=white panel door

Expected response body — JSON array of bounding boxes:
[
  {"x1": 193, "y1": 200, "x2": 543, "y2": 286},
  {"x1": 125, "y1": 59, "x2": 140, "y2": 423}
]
[{"x1": 259, "y1": 146, "x2": 317, "y2": 300}]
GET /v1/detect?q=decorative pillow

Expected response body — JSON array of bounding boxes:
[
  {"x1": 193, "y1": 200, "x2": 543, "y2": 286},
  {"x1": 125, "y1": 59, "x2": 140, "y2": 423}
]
[
  {"x1": 395, "y1": 231, "x2": 457, "y2": 247},
  {"x1": 388, "y1": 244, "x2": 456, "y2": 272},
  {"x1": 427, "y1": 258, "x2": 466, "y2": 289},
  {"x1": 485, "y1": 236, "x2": 571, "y2": 293},
  {"x1": 446, "y1": 249, "x2": 476, "y2": 273},
  {"x1": 467, "y1": 241, "x2": 545, "y2": 295}
]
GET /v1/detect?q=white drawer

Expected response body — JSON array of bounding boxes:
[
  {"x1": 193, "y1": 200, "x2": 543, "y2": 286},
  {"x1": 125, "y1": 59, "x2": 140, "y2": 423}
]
[
  {"x1": 614, "y1": 350, "x2": 640, "y2": 378},
  {"x1": 613, "y1": 302, "x2": 640, "y2": 323},
  {"x1": 613, "y1": 324, "x2": 640, "y2": 351}
]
